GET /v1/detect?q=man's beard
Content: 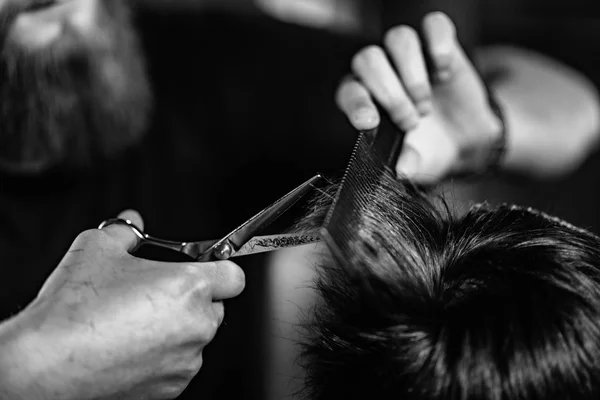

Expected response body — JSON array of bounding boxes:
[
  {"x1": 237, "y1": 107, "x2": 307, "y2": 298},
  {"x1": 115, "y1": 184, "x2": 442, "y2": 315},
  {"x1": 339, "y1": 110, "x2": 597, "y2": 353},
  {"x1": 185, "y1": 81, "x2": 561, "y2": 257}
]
[{"x1": 0, "y1": 0, "x2": 152, "y2": 173}]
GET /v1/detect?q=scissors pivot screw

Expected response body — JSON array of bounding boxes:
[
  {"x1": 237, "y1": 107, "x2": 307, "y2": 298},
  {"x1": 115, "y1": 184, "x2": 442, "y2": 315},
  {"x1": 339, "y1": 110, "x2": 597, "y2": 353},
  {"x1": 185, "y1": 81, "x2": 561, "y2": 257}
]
[{"x1": 214, "y1": 242, "x2": 234, "y2": 260}]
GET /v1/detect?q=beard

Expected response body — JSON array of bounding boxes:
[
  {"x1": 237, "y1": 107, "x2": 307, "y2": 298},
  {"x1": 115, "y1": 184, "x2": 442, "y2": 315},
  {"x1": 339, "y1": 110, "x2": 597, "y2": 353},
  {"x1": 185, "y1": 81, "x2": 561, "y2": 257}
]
[{"x1": 0, "y1": 0, "x2": 152, "y2": 173}]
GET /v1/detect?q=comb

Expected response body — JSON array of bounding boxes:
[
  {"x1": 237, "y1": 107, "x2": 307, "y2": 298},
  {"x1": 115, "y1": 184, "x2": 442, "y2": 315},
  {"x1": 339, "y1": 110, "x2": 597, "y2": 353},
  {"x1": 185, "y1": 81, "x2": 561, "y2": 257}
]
[{"x1": 320, "y1": 109, "x2": 405, "y2": 263}]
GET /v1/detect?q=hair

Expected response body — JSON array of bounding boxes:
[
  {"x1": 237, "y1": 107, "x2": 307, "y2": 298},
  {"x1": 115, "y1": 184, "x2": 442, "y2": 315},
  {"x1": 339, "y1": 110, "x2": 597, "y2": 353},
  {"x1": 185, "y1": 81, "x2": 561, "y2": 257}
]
[{"x1": 297, "y1": 174, "x2": 600, "y2": 400}]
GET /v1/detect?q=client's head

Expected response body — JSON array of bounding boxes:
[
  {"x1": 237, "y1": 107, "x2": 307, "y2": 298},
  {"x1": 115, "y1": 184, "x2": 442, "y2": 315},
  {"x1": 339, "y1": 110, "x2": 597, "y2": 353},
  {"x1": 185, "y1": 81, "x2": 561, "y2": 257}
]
[{"x1": 298, "y1": 175, "x2": 600, "y2": 400}]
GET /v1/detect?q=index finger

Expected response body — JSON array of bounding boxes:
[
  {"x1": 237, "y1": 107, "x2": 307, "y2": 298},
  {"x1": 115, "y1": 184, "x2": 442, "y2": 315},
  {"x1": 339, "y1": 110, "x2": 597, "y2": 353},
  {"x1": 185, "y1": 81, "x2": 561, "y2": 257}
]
[
  {"x1": 195, "y1": 260, "x2": 246, "y2": 301},
  {"x1": 335, "y1": 75, "x2": 380, "y2": 131}
]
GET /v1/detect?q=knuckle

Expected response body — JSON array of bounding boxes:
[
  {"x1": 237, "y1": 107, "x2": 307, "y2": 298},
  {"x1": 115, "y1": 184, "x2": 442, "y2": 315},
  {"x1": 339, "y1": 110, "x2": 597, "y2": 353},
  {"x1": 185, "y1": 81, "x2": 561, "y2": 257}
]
[
  {"x1": 382, "y1": 95, "x2": 412, "y2": 115},
  {"x1": 389, "y1": 107, "x2": 419, "y2": 129},
  {"x1": 180, "y1": 357, "x2": 203, "y2": 381},
  {"x1": 191, "y1": 277, "x2": 211, "y2": 299},
  {"x1": 157, "y1": 383, "x2": 188, "y2": 400},
  {"x1": 431, "y1": 43, "x2": 452, "y2": 60},
  {"x1": 384, "y1": 25, "x2": 419, "y2": 51},
  {"x1": 188, "y1": 355, "x2": 204, "y2": 378},
  {"x1": 351, "y1": 45, "x2": 386, "y2": 72},
  {"x1": 180, "y1": 264, "x2": 212, "y2": 298},
  {"x1": 404, "y1": 82, "x2": 431, "y2": 101},
  {"x1": 76, "y1": 228, "x2": 102, "y2": 243},
  {"x1": 73, "y1": 228, "x2": 113, "y2": 250},
  {"x1": 197, "y1": 318, "x2": 219, "y2": 343}
]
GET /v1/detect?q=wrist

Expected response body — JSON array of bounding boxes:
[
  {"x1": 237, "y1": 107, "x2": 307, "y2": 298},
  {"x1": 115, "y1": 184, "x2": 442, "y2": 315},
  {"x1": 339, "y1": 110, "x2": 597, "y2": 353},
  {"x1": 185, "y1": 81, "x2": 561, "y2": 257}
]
[
  {"x1": 489, "y1": 84, "x2": 545, "y2": 175},
  {"x1": 450, "y1": 90, "x2": 507, "y2": 179},
  {"x1": 484, "y1": 89, "x2": 508, "y2": 172},
  {"x1": 0, "y1": 302, "x2": 75, "y2": 400},
  {"x1": 0, "y1": 307, "x2": 47, "y2": 399}
]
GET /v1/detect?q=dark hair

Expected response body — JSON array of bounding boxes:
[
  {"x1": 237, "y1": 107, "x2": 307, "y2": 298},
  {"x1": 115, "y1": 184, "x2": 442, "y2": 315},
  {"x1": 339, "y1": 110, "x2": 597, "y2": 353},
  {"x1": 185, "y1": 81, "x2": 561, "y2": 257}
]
[{"x1": 298, "y1": 175, "x2": 600, "y2": 400}]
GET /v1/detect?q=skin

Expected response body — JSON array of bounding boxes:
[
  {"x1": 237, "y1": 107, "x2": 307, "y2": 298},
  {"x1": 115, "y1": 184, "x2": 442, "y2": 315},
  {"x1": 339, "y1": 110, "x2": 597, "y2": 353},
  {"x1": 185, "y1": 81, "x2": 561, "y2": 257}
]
[
  {"x1": 337, "y1": 12, "x2": 600, "y2": 183},
  {"x1": 0, "y1": 209, "x2": 246, "y2": 399},
  {"x1": 1, "y1": 2, "x2": 599, "y2": 399}
]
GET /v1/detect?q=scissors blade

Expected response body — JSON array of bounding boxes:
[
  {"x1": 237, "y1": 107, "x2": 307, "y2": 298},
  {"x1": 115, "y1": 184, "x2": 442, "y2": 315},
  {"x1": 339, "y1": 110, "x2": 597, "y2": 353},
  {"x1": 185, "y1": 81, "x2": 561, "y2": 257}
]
[
  {"x1": 227, "y1": 174, "x2": 322, "y2": 249},
  {"x1": 230, "y1": 234, "x2": 321, "y2": 257},
  {"x1": 199, "y1": 174, "x2": 322, "y2": 260}
]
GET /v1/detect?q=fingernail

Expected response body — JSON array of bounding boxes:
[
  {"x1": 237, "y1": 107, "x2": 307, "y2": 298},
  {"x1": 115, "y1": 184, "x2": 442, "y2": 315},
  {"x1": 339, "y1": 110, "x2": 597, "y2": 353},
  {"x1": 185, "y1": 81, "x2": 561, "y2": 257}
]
[
  {"x1": 352, "y1": 107, "x2": 379, "y2": 129},
  {"x1": 396, "y1": 147, "x2": 421, "y2": 177}
]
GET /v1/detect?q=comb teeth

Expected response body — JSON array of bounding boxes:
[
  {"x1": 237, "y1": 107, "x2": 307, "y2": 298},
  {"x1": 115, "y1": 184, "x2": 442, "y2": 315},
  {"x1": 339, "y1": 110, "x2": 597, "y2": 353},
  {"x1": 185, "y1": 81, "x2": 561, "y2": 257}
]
[
  {"x1": 322, "y1": 131, "x2": 370, "y2": 228},
  {"x1": 321, "y1": 132, "x2": 379, "y2": 262},
  {"x1": 321, "y1": 112, "x2": 404, "y2": 265}
]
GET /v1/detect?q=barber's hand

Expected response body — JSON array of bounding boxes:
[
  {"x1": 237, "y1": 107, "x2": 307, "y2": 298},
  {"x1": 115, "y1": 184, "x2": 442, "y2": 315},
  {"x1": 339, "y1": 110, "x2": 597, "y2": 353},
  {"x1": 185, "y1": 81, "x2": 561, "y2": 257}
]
[
  {"x1": 337, "y1": 12, "x2": 503, "y2": 184},
  {"x1": 17, "y1": 210, "x2": 245, "y2": 400}
]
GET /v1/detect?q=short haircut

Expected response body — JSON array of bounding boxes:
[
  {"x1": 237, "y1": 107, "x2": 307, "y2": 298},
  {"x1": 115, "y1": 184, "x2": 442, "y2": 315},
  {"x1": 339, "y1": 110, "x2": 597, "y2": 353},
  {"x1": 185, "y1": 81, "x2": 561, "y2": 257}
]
[{"x1": 297, "y1": 174, "x2": 600, "y2": 400}]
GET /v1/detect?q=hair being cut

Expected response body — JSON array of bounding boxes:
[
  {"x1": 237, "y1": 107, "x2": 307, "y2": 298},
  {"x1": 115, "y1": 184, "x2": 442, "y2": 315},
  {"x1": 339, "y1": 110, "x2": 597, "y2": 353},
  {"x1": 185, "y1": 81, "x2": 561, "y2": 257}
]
[{"x1": 298, "y1": 174, "x2": 600, "y2": 400}]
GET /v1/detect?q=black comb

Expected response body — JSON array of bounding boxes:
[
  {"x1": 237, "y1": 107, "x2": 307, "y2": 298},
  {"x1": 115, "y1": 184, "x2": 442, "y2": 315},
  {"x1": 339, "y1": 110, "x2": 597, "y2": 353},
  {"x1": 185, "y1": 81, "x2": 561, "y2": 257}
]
[{"x1": 320, "y1": 109, "x2": 405, "y2": 263}]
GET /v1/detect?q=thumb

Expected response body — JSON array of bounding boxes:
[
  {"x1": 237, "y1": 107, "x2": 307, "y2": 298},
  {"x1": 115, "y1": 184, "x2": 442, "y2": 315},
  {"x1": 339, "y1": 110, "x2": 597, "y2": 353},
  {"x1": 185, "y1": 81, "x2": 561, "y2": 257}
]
[
  {"x1": 100, "y1": 209, "x2": 146, "y2": 253},
  {"x1": 396, "y1": 119, "x2": 457, "y2": 184},
  {"x1": 395, "y1": 144, "x2": 421, "y2": 178}
]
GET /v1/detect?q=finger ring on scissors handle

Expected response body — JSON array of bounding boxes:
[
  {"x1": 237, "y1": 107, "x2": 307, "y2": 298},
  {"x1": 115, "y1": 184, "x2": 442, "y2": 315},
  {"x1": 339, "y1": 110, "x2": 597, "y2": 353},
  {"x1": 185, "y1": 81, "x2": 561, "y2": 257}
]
[
  {"x1": 97, "y1": 218, "x2": 200, "y2": 257},
  {"x1": 98, "y1": 218, "x2": 145, "y2": 240}
]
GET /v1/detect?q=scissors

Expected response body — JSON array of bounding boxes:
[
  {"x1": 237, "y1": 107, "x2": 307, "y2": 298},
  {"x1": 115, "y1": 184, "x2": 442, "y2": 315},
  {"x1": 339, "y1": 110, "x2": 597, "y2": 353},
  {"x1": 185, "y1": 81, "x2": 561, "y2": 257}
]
[{"x1": 98, "y1": 174, "x2": 323, "y2": 261}]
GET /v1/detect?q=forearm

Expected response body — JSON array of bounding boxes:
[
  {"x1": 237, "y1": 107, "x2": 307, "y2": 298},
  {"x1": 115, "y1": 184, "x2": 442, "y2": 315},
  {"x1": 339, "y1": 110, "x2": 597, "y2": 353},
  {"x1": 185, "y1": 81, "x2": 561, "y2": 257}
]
[
  {"x1": 476, "y1": 45, "x2": 600, "y2": 178},
  {"x1": 0, "y1": 306, "x2": 63, "y2": 400}
]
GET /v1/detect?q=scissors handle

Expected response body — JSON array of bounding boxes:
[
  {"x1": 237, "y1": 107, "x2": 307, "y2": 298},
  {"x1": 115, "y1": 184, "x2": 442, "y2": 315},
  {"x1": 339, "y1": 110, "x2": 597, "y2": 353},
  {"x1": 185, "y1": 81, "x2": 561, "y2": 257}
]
[
  {"x1": 143, "y1": 235, "x2": 188, "y2": 254},
  {"x1": 145, "y1": 236, "x2": 229, "y2": 260},
  {"x1": 98, "y1": 219, "x2": 217, "y2": 259}
]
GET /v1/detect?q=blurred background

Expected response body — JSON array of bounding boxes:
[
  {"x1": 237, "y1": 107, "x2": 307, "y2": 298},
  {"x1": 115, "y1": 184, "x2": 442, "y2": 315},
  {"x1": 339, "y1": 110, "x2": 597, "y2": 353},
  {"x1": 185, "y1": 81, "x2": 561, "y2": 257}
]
[{"x1": 127, "y1": 0, "x2": 600, "y2": 398}]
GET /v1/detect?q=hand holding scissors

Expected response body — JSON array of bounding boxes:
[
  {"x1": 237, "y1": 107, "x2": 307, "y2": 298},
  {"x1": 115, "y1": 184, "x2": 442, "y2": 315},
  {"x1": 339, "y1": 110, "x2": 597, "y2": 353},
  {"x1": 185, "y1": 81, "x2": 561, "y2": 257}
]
[
  {"x1": 19, "y1": 208, "x2": 245, "y2": 400},
  {"x1": 12, "y1": 175, "x2": 321, "y2": 399},
  {"x1": 98, "y1": 174, "x2": 323, "y2": 261}
]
